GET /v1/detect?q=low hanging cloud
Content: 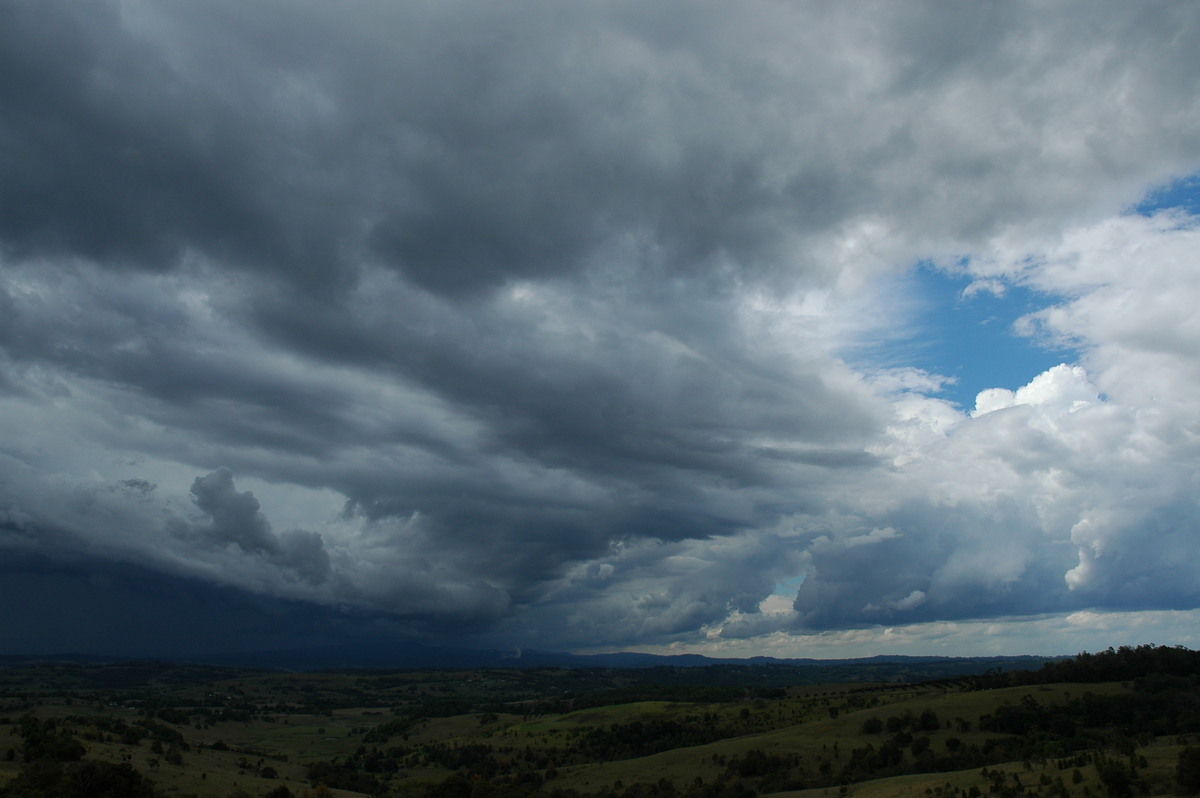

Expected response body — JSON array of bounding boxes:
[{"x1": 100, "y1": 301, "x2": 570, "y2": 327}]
[
  {"x1": 188, "y1": 468, "x2": 331, "y2": 584},
  {"x1": 1, "y1": 0, "x2": 1200, "y2": 655}
]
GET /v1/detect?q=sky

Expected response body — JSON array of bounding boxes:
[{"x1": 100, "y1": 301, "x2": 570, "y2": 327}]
[{"x1": 2, "y1": 0, "x2": 1200, "y2": 661}]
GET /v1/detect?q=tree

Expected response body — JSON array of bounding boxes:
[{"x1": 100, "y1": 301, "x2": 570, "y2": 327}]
[
  {"x1": 0, "y1": 760, "x2": 156, "y2": 798},
  {"x1": 1178, "y1": 748, "x2": 1200, "y2": 795},
  {"x1": 65, "y1": 761, "x2": 158, "y2": 798},
  {"x1": 1097, "y1": 760, "x2": 1132, "y2": 798}
]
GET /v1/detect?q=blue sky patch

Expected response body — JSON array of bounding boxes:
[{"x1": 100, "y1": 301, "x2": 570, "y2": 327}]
[
  {"x1": 891, "y1": 172, "x2": 1200, "y2": 411},
  {"x1": 899, "y1": 266, "x2": 1078, "y2": 410},
  {"x1": 1134, "y1": 172, "x2": 1200, "y2": 216}
]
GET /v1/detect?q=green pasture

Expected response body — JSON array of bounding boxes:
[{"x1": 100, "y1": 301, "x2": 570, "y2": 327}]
[{"x1": 0, "y1": 657, "x2": 1192, "y2": 798}]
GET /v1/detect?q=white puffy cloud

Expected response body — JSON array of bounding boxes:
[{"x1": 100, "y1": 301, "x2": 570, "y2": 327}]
[
  {"x1": 972, "y1": 364, "x2": 1099, "y2": 418},
  {"x1": 682, "y1": 208, "x2": 1200, "y2": 647}
]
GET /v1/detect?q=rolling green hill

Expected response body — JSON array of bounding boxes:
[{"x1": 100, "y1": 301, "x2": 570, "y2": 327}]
[{"x1": 1, "y1": 646, "x2": 1199, "y2": 798}]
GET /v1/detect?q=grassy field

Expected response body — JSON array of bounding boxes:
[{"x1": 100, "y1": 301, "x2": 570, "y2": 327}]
[{"x1": 0, "y1": 658, "x2": 1196, "y2": 798}]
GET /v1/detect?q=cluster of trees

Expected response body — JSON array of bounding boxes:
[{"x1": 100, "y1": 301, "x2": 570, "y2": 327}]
[
  {"x1": 302, "y1": 712, "x2": 767, "y2": 795},
  {"x1": 569, "y1": 717, "x2": 743, "y2": 761},
  {"x1": 860, "y1": 708, "x2": 942, "y2": 735},
  {"x1": 422, "y1": 771, "x2": 758, "y2": 798},
  {"x1": 303, "y1": 740, "x2": 552, "y2": 794},
  {"x1": 977, "y1": 683, "x2": 1200, "y2": 744},
  {"x1": 0, "y1": 715, "x2": 156, "y2": 798},
  {"x1": 973, "y1": 645, "x2": 1200, "y2": 689},
  {"x1": 305, "y1": 756, "x2": 388, "y2": 795}
]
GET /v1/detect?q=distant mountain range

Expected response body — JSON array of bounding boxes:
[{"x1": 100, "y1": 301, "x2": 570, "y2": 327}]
[{"x1": 0, "y1": 639, "x2": 1060, "y2": 681}]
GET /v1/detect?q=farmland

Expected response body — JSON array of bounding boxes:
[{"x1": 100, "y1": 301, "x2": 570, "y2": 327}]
[{"x1": 1, "y1": 646, "x2": 1199, "y2": 798}]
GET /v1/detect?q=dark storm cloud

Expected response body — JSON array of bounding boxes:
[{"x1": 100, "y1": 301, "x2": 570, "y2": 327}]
[
  {"x1": 0, "y1": 552, "x2": 390, "y2": 657},
  {"x1": 6, "y1": 0, "x2": 1199, "y2": 299},
  {"x1": 189, "y1": 467, "x2": 331, "y2": 583},
  {"x1": 0, "y1": 0, "x2": 830, "y2": 296},
  {"x1": 0, "y1": 3, "x2": 284, "y2": 274},
  {"x1": 2, "y1": 0, "x2": 1200, "y2": 655},
  {"x1": 189, "y1": 468, "x2": 277, "y2": 553}
]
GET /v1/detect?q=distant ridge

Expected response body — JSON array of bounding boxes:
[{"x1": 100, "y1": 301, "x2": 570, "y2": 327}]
[
  {"x1": 203, "y1": 642, "x2": 1058, "y2": 675},
  {"x1": 0, "y1": 641, "x2": 1059, "y2": 679}
]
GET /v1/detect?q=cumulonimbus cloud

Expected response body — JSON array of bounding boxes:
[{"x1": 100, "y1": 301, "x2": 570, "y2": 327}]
[{"x1": 1, "y1": 0, "x2": 1199, "y2": 654}]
